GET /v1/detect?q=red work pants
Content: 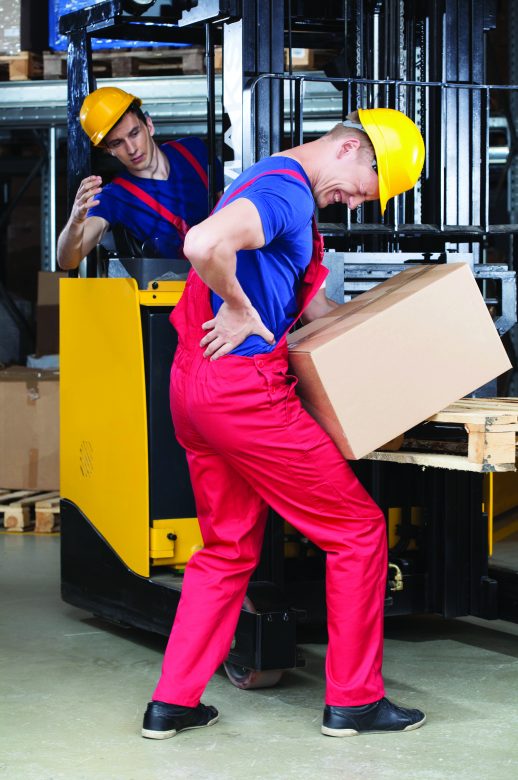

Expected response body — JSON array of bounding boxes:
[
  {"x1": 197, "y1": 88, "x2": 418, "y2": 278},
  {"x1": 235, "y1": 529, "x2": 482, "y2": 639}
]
[{"x1": 153, "y1": 342, "x2": 387, "y2": 707}]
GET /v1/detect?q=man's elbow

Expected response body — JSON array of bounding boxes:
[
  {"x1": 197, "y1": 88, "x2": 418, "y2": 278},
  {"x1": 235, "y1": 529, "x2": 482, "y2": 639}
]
[
  {"x1": 183, "y1": 224, "x2": 215, "y2": 268},
  {"x1": 56, "y1": 245, "x2": 79, "y2": 271}
]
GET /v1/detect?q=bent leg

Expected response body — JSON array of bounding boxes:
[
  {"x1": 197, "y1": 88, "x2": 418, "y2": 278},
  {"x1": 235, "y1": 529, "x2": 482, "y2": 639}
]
[
  {"x1": 153, "y1": 447, "x2": 268, "y2": 707},
  {"x1": 229, "y1": 432, "x2": 387, "y2": 706}
]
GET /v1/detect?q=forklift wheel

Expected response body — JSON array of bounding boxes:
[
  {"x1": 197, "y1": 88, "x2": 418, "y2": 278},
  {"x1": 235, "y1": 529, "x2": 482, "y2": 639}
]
[{"x1": 223, "y1": 662, "x2": 284, "y2": 690}]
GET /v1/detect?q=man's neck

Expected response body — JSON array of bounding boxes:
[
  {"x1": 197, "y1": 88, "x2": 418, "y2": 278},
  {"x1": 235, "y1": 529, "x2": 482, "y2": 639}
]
[
  {"x1": 274, "y1": 142, "x2": 319, "y2": 190},
  {"x1": 131, "y1": 142, "x2": 170, "y2": 181}
]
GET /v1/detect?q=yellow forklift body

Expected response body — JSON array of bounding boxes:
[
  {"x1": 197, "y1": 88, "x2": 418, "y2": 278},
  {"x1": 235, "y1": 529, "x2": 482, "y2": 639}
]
[
  {"x1": 150, "y1": 518, "x2": 204, "y2": 566},
  {"x1": 60, "y1": 277, "x2": 184, "y2": 577}
]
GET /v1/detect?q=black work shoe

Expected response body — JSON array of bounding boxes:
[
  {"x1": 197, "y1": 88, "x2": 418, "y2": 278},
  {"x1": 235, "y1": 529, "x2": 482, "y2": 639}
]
[
  {"x1": 322, "y1": 697, "x2": 426, "y2": 737},
  {"x1": 142, "y1": 701, "x2": 219, "y2": 740}
]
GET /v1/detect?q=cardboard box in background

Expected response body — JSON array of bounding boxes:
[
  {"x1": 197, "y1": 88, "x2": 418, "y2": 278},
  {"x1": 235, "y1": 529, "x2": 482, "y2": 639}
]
[
  {"x1": 0, "y1": 1, "x2": 48, "y2": 55},
  {"x1": 36, "y1": 271, "x2": 66, "y2": 357},
  {"x1": 0, "y1": 0, "x2": 21, "y2": 55},
  {"x1": 0, "y1": 367, "x2": 59, "y2": 490},
  {"x1": 287, "y1": 263, "x2": 512, "y2": 460}
]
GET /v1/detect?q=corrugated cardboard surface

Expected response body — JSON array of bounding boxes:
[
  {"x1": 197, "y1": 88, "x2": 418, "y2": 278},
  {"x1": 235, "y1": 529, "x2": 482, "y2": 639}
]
[
  {"x1": 287, "y1": 263, "x2": 512, "y2": 460},
  {"x1": 0, "y1": 366, "x2": 59, "y2": 490},
  {"x1": 36, "y1": 271, "x2": 66, "y2": 356}
]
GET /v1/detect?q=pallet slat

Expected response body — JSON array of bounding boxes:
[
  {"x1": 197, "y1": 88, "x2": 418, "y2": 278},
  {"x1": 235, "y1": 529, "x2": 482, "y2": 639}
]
[
  {"x1": 35, "y1": 496, "x2": 60, "y2": 534},
  {"x1": 43, "y1": 47, "x2": 204, "y2": 80},
  {"x1": 0, "y1": 52, "x2": 42, "y2": 80},
  {"x1": 367, "y1": 397, "x2": 518, "y2": 473},
  {"x1": 0, "y1": 489, "x2": 60, "y2": 532}
]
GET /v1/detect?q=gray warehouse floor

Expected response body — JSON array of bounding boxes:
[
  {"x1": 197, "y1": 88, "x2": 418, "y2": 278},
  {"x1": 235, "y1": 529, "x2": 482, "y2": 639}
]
[{"x1": 1, "y1": 532, "x2": 518, "y2": 780}]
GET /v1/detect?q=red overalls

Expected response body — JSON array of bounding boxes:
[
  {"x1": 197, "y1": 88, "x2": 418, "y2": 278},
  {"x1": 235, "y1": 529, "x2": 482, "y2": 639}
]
[
  {"x1": 152, "y1": 171, "x2": 388, "y2": 708},
  {"x1": 112, "y1": 141, "x2": 208, "y2": 251}
]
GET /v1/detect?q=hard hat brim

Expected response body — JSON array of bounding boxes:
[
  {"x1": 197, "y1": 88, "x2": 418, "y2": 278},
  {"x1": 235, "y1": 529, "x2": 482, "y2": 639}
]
[
  {"x1": 358, "y1": 108, "x2": 391, "y2": 215},
  {"x1": 80, "y1": 90, "x2": 143, "y2": 146},
  {"x1": 91, "y1": 95, "x2": 142, "y2": 146}
]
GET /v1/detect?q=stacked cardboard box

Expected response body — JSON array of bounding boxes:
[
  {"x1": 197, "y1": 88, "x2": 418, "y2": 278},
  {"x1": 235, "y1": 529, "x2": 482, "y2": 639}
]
[
  {"x1": 0, "y1": 367, "x2": 59, "y2": 490},
  {"x1": 287, "y1": 263, "x2": 512, "y2": 460}
]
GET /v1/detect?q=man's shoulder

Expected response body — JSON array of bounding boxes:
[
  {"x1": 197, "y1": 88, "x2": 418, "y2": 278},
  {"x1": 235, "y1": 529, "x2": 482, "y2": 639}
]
[
  {"x1": 162, "y1": 136, "x2": 207, "y2": 158},
  {"x1": 241, "y1": 157, "x2": 310, "y2": 189}
]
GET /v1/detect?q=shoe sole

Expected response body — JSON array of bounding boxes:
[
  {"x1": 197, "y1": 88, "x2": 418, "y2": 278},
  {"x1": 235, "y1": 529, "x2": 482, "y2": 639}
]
[
  {"x1": 321, "y1": 714, "x2": 426, "y2": 737},
  {"x1": 142, "y1": 714, "x2": 219, "y2": 740}
]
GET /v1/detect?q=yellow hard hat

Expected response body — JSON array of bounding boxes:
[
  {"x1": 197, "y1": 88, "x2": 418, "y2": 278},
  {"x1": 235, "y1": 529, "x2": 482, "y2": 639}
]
[
  {"x1": 79, "y1": 87, "x2": 142, "y2": 146},
  {"x1": 358, "y1": 107, "x2": 425, "y2": 215}
]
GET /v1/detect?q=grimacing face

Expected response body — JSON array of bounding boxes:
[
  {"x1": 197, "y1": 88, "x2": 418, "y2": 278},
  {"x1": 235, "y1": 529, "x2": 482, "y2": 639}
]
[{"x1": 315, "y1": 139, "x2": 379, "y2": 211}]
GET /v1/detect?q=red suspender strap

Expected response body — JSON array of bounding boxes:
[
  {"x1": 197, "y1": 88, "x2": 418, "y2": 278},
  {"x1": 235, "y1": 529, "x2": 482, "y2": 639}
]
[
  {"x1": 218, "y1": 168, "x2": 309, "y2": 209},
  {"x1": 166, "y1": 141, "x2": 209, "y2": 189},
  {"x1": 112, "y1": 177, "x2": 190, "y2": 240}
]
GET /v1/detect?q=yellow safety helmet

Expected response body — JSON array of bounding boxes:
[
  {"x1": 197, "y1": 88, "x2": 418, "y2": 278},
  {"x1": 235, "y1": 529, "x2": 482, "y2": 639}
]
[
  {"x1": 358, "y1": 107, "x2": 425, "y2": 215},
  {"x1": 80, "y1": 87, "x2": 142, "y2": 146}
]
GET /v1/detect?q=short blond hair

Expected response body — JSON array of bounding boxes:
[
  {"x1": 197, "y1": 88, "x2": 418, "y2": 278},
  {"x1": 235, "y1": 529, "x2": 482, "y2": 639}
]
[{"x1": 324, "y1": 111, "x2": 375, "y2": 159}]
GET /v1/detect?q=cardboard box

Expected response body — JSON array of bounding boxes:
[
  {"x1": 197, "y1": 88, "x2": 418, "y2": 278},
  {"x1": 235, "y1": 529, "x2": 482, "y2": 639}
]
[
  {"x1": 0, "y1": 1, "x2": 47, "y2": 56},
  {"x1": 36, "y1": 271, "x2": 66, "y2": 357},
  {"x1": 0, "y1": 0, "x2": 21, "y2": 55},
  {"x1": 0, "y1": 366, "x2": 59, "y2": 490},
  {"x1": 287, "y1": 263, "x2": 512, "y2": 460}
]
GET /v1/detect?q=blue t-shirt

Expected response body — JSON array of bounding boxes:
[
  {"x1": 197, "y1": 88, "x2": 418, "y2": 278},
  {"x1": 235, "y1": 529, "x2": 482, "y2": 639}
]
[
  {"x1": 212, "y1": 156, "x2": 314, "y2": 357},
  {"x1": 88, "y1": 137, "x2": 224, "y2": 259}
]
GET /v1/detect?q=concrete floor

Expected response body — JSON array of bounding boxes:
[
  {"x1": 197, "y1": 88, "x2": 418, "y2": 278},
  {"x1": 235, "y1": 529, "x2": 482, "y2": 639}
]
[{"x1": 1, "y1": 534, "x2": 518, "y2": 780}]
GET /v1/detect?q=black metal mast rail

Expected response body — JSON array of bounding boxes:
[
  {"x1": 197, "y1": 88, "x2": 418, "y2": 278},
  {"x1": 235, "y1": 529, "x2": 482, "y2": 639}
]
[{"x1": 245, "y1": 72, "x2": 518, "y2": 242}]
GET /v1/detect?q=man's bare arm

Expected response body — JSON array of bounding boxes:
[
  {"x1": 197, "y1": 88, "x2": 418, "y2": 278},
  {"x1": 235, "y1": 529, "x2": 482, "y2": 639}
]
[
  {"x1": 184, "y1": 197, "x2": 264, "y2": 301},
  {"x1": 57, "y1": 176, "x2": 109, "y2": 270},
  {"x1": 301, "y1": 288, "x2": 339, "y2": 323}
]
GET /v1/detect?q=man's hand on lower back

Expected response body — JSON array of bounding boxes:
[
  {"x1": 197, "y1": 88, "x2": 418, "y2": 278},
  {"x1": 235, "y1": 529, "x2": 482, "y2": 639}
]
[{"x1": 199, "y1": 302, "x2": 275, "y2": 360}]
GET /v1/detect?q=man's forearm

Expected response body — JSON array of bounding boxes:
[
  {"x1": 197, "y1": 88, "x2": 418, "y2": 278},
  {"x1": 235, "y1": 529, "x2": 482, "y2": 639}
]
[
  {"x1": 57, "y1": 219, "x2": 86, "y2": 270},
  {"x1": 301, "y1": 289, "x2": 340, "y2": 323},
  {"x1": 185, "y1": 231, "x2": 251, "y2": 310}
]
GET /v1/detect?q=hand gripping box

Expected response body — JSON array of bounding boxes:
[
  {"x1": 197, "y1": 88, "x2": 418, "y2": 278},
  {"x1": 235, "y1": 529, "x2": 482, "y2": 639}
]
[{"x1": 287, "y1": 263, "x2": 512, "y2": 460}]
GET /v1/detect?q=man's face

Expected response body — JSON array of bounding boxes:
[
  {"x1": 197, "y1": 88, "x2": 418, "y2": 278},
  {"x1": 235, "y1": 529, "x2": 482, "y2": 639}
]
[
  {"x1": 315, "y1": 140, "x2": 380, "y2": 211},
  {"x1": 103, "y1": 111, "x2": 156, "y2": 175}
]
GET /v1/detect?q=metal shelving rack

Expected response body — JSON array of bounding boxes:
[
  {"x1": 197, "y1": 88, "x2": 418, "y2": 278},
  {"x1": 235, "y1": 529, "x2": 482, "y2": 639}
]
[{"x1": 0, "y1": 72, "x2": 513, "y2": 271}]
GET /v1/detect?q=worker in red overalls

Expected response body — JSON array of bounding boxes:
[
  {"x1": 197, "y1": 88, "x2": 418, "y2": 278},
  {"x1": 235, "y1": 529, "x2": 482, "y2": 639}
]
[
  {"x1": 143, "y1": 108, "x2": 427, "y2": 739},
  {"x1": 57, "y1": 86, "x2": 222, "y2": 270}
]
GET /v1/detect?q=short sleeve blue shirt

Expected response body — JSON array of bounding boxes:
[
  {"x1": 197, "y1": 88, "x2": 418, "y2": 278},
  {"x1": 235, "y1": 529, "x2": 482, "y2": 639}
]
[
  {"x1": 211, "y1": 156, "x2": 315, "y2": 356},
  {"x1": 88, "y1": 137, "x2": 223, "y2": 259}
]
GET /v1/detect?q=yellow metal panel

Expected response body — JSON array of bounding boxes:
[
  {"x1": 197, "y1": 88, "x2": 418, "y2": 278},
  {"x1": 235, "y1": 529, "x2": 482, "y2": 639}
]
[
  {"x1": 139, "y1": 280, "x2": 185, "y2": 307},
  {"x1": 60, "y1": 278, "x2": 151, "y2": 576},
  {"x1": 387, "y1": 507, "x2": 401, "y2": 549},
  {"x1": 491, "y1": 471, "x2": 518, "y2": 517},
  {"x1": 150, "y1": 518, "x2": 203, "y2": 566}
]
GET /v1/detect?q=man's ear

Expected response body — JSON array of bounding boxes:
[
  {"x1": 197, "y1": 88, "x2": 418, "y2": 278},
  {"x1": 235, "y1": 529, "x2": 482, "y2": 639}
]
[
  {"x1": 337, "y1": 136, "x2": 361, "y2": 159},
  {"x1": 145, "y1": 114, "x2": 155, "y2": 137}
]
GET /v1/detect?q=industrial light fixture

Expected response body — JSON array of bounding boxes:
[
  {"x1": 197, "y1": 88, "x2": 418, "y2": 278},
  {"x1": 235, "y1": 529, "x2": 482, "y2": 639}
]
[{"x1": 123, "y1": 0, "x2": 158, "y2": 15}]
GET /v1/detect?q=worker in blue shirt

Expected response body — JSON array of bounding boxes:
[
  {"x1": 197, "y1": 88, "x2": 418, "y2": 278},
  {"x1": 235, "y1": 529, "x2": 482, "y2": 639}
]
[
  {"x1": 57, "y1": 86, "x2": 223, "y2": 269},
  {"x1": 142, "y1": 108, "x2": 428, "y2": 740}
]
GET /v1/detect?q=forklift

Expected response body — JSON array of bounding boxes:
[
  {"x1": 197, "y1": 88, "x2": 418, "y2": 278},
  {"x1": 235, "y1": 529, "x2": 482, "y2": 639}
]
[{"x1": 60, "y1": 0, "x2": 518, "y2": 690}]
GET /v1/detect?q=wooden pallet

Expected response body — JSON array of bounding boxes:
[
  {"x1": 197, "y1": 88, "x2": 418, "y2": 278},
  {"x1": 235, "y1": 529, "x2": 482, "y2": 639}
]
[
  {"x1": 0, "y1": 490, "x2": 60, "y2": 532},
  {"x1": 43, "y1": 46, "x2": 204, "y2": 80},
  {"x1": 213, "y1": 46, "x2": 335, "y2": 73},
  {"x1": 365, "y1": 398, "x2": 518, "y2": 473},
  {"x1": 0, "y1": 52, "x2": 43, "y2": 81}
]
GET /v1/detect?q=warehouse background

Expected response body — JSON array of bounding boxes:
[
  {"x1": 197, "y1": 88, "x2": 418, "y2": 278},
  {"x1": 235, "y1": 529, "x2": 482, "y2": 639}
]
[{"x1": 1, "y1": 3, "x2": 518, "y2": 778}]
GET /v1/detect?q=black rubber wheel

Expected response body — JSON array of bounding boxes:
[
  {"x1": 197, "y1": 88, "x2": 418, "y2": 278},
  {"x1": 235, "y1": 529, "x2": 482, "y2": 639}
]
[{"x1": 223, "y1": 662, "x2": 284, "y2": 690}]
